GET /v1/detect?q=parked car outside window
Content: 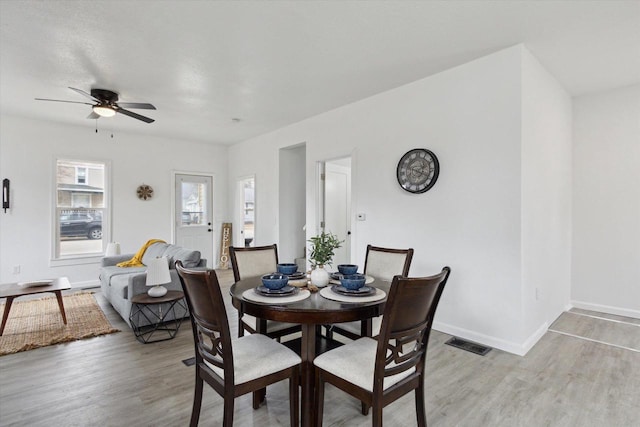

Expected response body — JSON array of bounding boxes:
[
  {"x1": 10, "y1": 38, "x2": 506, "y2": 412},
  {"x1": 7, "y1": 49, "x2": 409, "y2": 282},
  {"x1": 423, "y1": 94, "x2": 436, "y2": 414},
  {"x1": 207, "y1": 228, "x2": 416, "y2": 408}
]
[{"x1": 60, "y1": 212, "x2": 102, "y2": 240}]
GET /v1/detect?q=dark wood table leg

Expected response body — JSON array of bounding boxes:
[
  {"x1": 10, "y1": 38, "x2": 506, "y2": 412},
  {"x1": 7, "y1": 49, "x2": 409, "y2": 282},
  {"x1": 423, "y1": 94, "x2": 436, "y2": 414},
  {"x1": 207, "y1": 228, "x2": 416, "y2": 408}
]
[
  {"x1": 0, "y1": 296, "x2": 15, "y2": 336},
  {"x1": 54, "y1": 290, "x2": 68, "y2": 324},
  {"x1": 301, "y1": 323, "x2": 317, "y2": 427},
  {"x1": 361, "y1": 318, "x2": 372, "y2": 337}
]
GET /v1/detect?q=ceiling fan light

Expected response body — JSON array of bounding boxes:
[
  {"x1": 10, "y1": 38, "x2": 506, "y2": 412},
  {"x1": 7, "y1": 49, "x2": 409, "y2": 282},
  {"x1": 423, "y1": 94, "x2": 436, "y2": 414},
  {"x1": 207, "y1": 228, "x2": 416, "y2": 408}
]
[{"x1": 93, "y1": 105, "x2": 116, "y2": 117}]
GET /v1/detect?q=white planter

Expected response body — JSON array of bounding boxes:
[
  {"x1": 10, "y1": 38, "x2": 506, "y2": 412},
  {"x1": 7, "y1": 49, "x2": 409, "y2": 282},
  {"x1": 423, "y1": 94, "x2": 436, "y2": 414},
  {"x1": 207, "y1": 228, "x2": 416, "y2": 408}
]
[{"x1": 310, "y1": 265, "x2": 330, "y2": 287}]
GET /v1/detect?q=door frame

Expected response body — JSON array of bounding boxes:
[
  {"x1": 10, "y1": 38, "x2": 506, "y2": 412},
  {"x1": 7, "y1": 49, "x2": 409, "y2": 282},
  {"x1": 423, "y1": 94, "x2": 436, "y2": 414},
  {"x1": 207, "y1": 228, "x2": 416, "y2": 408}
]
[{"x1": 171, "y1": 170, "x2": 215, "y2": 256}]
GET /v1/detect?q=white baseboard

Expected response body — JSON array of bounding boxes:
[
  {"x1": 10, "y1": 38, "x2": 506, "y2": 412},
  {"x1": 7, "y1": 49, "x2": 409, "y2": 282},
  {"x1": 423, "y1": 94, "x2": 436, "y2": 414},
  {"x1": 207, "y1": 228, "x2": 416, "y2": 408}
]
[
  {"x1": 433, "y1": 320, "x2": 548, "y2": 357},
  {"x1": 433, "y1": 301, "x2": 639, "y2": 357},
  {"x1": 570, "y1": 300, "x2": 640, "y2": 320},
  {"x1": 521, "y1": 322, "x2": 549, "y2": 354}
]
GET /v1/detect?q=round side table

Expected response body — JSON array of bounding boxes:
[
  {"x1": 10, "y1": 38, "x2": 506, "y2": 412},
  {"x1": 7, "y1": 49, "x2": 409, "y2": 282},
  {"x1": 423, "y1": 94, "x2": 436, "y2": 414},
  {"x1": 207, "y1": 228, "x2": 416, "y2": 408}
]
[{"x1": 129, "y1": 290, "x2": 187, "y2": 343}]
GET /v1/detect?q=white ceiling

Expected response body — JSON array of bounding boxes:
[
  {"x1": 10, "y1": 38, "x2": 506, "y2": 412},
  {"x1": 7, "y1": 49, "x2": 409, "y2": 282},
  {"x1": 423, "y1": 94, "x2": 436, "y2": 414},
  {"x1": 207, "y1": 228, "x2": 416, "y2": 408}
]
[{"x1": 1, "y1": 1, "x2": 638, "y2": 145}]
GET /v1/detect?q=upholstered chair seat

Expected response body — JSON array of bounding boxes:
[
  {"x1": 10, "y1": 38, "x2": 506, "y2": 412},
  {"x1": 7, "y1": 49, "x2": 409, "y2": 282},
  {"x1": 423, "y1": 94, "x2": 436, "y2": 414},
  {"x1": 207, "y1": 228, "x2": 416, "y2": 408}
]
[
  {"x1": 204, "y1": 333, "x2": 301, "y2": 385},
  {"x1": 313, "y1": 337, "x2": 415, "y2": 392}
]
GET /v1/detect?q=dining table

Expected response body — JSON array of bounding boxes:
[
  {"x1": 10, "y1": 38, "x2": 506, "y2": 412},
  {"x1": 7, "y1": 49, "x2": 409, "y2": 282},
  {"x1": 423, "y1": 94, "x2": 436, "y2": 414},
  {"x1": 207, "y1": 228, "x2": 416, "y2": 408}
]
[{"x1": 230, "y1": 274, "x2": 390, "y2": 427}]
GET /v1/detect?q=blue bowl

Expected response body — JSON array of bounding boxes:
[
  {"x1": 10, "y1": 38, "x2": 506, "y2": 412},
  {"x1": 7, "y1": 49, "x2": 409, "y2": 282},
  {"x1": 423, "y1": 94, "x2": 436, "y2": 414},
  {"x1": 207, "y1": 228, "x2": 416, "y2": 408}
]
[
  {"x1": 261, "y1": 274, "x2": 289, "y2": 290},
  {"x1": 337, "y1": 264, "x2": 358, "y2": 275},
  {"x1": 277, "y1": 263, "x2": 298, "y2": 275},
  {"x1": 340, "y1": 274, "x2": 366, "y2": 290}
]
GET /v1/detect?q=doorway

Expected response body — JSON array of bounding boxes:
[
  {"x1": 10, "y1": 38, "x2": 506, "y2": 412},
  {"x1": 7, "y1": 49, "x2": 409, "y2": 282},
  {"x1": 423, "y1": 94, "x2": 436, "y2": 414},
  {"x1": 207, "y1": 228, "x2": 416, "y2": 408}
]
[
  {"x1": 320, "y1": 156, "x2": 352, "y2": 266},
  {"x1": 173, "y1": 173, "x2": 214, "y2": 267}
]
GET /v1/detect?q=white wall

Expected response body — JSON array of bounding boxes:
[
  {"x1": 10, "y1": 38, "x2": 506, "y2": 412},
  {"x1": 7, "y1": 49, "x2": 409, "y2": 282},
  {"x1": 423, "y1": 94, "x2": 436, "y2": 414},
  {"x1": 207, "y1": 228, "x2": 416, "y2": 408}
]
[
  {"x1": 278, "y1": 144, "x2": 306, "y2": 262},
  {"x1": 572, "y1": 85, "x2": 640, "y2": 318},
  {"x1": 0, "y1": 115, "x2": 228, "y2": 286},
  {"x1": 521, "y1": 48, "x2": 573, "y2": 344},
  {"x1": 229, "y1": 46, "x2": 564, "y2": 354}
]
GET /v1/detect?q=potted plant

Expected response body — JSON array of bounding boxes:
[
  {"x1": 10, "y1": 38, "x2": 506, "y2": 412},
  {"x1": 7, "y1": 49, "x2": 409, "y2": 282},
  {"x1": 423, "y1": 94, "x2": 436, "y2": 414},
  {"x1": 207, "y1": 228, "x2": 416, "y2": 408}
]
[{"x1": 308, "y1": 231, "x2": 343, "y2": 287}]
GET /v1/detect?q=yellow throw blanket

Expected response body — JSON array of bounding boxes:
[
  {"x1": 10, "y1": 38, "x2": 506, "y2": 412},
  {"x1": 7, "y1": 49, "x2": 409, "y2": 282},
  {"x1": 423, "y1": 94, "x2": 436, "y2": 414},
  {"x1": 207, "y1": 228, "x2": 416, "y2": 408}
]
[{"x1": 116, "y1": 239, "x2": 166, "y2": 267}]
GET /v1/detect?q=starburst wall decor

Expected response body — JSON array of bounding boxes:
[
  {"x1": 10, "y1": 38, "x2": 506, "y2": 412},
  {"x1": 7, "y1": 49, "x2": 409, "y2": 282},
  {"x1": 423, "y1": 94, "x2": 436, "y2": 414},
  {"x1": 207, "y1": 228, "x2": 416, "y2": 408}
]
[{"x1": 136, "y1": 184, "x2": 154, "y2": 200}]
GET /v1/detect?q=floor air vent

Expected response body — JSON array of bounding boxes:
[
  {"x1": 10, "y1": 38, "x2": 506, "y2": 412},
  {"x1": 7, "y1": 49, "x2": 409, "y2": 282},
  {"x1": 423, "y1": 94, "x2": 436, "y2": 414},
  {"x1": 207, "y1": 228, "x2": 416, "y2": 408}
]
[
  {"x1": 182, "y1": 357, "x2": 196, "y2": 366},
  {"x1": 445, "y1": 337, "x2": 492, "y2": 356}
]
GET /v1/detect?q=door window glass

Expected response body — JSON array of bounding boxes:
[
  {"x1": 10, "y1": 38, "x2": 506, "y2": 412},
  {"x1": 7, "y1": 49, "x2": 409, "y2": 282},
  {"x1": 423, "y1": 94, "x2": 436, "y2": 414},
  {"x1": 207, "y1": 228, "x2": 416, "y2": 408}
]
[{"x1": 181, "y1": 182, "x2": 207, "y2": 226}]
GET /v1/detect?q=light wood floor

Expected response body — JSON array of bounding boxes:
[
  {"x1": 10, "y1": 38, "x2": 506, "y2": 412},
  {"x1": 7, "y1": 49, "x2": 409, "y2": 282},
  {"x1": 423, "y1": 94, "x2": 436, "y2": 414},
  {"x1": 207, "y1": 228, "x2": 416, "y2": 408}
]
[{"x1": 1, "y1": 269, "x2": 638, "y2": 426}]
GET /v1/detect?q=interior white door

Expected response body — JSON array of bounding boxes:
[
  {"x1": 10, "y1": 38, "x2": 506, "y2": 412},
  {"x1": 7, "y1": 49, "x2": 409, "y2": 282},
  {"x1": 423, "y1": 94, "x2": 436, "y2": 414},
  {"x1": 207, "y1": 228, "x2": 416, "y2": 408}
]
[
  {"x1": 324, "y1": 159, "x2": 351, "y2": 267},
  {"x1": 174, "y1": 173, "x2": 214, "y2": 267}
]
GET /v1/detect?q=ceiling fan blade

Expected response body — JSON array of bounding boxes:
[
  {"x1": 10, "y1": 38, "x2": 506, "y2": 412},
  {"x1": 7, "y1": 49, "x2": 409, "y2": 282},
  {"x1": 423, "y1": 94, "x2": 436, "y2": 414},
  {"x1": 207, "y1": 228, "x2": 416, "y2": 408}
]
[
  {"x1": 35, "y1": 98, "x2": 93, "y2": 105},
  {"x1": 117, "y1": 102, "x2": 156, "y2": 110},
  {"x1": 69, "y1": 87, "x2": 99, "y2": 102},
  {"x1": 87, "y1": 111, "x2": 100, "y2": 119},
  {"x1": 115, "y1": 107, "x2": 155, "y2": 123}
]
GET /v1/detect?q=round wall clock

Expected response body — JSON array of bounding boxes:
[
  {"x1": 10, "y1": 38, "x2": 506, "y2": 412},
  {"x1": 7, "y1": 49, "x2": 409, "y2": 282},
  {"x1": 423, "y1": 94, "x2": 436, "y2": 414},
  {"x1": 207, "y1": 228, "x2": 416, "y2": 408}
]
[
  {"x1": 396, "y1": 148, "x2": 440, "y2": 194},
  {"x1": 136, "y1": 184, "x2": 154, "y2": 200}
]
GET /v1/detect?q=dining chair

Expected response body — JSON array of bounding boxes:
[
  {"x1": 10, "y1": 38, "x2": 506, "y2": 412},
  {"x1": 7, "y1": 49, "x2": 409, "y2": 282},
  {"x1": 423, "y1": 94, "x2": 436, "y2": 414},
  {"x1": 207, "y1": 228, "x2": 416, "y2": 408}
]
[
  {"x1": 328, "y1": 245, "x2": 414, "y2": 341},
  {"x1": 229, "y1": 244, "x2": 301, "y2": 340},
  {"x1": 314, "y1": 267, "x2": 451, "y2": 427},
  {"x1": 176, "y1": 261, "x2": 301, "y2": 427}
]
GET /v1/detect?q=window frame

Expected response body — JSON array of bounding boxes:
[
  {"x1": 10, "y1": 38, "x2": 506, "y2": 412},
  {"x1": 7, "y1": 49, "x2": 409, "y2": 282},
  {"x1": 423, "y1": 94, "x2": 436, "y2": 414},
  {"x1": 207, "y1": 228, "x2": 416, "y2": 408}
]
[{"x1": 51, "y1": 158, "x2": 111, "y2": 265}]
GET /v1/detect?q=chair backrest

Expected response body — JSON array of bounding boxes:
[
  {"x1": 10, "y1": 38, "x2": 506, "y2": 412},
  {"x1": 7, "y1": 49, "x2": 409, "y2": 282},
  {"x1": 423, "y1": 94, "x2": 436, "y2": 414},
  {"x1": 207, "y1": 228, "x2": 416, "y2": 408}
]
[
  {"x1": 363, "y1": 245, "x2": 414, "y2": 282},
  {"x1": 176, "y1": 261, "x2": 235, "y2": 384},
  {"x1": 374, "y1": 267, "x2": 451, "y2": 392},
  {"x1": 229, "y1": 244, "x2": 279, "y2": 282}
]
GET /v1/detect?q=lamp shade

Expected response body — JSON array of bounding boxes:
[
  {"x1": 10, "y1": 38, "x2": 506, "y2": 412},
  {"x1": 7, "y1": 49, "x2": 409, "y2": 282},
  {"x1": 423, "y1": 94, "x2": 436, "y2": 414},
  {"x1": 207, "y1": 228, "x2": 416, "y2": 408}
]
[
  {"x1": 146, "y1": 257, "x2": 171, "y2": 287},
  {"x1": 105, "y1": 242, "x2": 121, "y2": 257}
]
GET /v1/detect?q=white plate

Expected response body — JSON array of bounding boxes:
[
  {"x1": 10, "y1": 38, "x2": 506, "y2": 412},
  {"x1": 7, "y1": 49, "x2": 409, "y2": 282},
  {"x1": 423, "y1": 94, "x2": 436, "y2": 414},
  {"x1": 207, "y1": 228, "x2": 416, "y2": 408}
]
[{"x1": 18, "y1": 279, "x2": 54, "y2": 288}]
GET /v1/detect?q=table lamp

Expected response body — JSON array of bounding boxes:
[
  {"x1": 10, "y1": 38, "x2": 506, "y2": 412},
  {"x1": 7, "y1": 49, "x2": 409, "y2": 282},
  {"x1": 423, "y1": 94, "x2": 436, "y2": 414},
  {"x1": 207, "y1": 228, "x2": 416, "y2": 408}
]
[
  {"x1": 146, "y1": 257, "x2": 171, "y2": 297},
  {"x1": 105, "y1": 242, "x2": 121, "y2": 257}
]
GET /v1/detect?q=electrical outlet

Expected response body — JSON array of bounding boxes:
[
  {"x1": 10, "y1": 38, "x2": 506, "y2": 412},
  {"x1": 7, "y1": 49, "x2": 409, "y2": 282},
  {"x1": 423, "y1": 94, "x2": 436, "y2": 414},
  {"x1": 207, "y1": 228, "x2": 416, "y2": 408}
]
[
  {"x1": 13, "y1": 265, "x2": 21, "y2": 275},
  {"x1": 535, "y1": 288, "x2": 540, "y2": 301}
]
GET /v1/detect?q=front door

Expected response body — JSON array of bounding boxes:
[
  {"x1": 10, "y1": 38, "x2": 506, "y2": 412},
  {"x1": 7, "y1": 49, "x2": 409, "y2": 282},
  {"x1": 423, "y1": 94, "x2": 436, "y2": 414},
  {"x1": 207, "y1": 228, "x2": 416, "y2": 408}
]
[{"x1": 174, "y1": 173, "x2": 214, "y2": 267}]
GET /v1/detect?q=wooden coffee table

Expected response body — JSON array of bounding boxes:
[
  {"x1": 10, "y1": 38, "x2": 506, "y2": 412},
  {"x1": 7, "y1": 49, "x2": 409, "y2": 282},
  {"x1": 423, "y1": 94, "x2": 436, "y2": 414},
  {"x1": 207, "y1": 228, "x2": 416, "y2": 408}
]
[{"x1": 0, "y1": 277, "x2": 72, "y2": 335}]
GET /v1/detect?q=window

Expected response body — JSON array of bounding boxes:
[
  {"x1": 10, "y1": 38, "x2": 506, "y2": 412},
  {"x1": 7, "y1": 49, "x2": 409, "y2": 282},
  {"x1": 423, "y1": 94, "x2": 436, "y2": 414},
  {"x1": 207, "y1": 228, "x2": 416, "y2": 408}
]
[
  {"x1": 76, "y1": 167, "x2": 88, "y2": 184},
  {"x1": 180, "y1": 181, "x2": 208, "y2": 226},
  {"x1": 54, "y1": 159, "x2": 109, "y2": 260}
]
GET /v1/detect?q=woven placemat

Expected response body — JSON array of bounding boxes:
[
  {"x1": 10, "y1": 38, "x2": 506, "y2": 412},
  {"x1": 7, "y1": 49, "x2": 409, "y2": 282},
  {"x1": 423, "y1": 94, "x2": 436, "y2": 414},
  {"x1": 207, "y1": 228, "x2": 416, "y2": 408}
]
[
  {"x1": 0, "y1": 292, "x2": 119, "y2": 356},
  {"x1": 242, "y1": 288, "x2": 311, "y2": 304},
  {"x1": 319, "y1": 286, "x2": 386, "y2": 303}
]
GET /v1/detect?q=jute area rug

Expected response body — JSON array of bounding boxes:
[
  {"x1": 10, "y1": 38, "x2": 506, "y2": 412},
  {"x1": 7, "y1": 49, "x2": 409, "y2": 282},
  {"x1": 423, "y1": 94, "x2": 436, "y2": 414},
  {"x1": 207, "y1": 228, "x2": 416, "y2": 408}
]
[{"x1": 0, "y1": 292, "x2": 119, "y2": 356}]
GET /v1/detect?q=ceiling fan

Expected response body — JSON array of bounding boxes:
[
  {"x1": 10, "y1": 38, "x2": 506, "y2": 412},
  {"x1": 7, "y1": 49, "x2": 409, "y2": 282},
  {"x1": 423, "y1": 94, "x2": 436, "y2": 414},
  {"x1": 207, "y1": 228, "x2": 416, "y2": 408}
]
[{"x1": 35, "y1": 87, "x2": 156, "y2": 123}]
